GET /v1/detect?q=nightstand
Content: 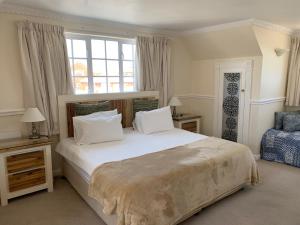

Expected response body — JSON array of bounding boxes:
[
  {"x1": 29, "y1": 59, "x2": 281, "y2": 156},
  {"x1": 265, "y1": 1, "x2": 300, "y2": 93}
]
[
  {"x1": 0, "y1": 136, "x2": 53, "y2": 206},
  {"x1": 173, "y1": 114, "x2": 201, "y2": 133}
]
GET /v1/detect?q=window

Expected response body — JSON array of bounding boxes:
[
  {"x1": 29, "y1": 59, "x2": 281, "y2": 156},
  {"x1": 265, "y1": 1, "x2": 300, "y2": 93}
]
[{"x1": 66, "y1": 34, "x2": 136, "y2": 94}]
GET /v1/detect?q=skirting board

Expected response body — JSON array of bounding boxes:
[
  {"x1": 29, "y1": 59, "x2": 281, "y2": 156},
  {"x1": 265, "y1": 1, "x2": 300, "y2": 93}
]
[{"x1": 254, "y1": 154, "x2": 261, "y2": 160}]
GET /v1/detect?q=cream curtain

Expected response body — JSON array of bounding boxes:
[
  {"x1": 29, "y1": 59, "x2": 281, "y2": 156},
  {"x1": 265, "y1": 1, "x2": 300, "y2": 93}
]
[
  {"x1": 286, "y1": 36, "x2": 300, "y2": 106},
  {"x1": 136, "y1": 36, "x2": 171, "y2": 106},
  {"x1": 18, "y1": 21, "x2": 73, "y2": 135}
]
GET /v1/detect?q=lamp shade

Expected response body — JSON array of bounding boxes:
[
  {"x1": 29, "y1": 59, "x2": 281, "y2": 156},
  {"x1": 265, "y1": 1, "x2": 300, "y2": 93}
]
[
  {"x1": 168, "y1": 97, "x2": 182, "y2": 107},
  {"x1": 21, "y1": 108, "x2": 45, "y2": 123}
]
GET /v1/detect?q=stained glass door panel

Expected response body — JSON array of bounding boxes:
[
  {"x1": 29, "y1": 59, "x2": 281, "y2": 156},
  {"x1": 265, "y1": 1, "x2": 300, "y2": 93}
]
[{"x1": 221, "y1": 73, "x2": 241, "y2": 142}]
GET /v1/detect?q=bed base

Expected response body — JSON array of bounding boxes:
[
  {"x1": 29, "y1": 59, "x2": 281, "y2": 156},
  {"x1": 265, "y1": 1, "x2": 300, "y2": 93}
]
[{"x1": 63, "y1": 160, "x2": 247, "y2": 225}]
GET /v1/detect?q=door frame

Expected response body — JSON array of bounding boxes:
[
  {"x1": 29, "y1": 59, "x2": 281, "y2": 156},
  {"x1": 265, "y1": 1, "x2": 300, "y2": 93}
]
[{"x1": 213, "y1": 59, "x2": 253, "y2": 145}]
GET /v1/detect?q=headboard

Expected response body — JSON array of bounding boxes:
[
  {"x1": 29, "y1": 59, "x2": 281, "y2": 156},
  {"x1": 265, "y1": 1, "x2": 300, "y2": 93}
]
[{"x1": 58, "y1": 91, "x2": 159, "y2": 140}]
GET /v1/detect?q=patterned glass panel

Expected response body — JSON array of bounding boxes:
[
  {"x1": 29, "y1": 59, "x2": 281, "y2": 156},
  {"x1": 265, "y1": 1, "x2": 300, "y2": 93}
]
[{"x1": 222, "y1": 73, "x2": 240, "y2": 142}]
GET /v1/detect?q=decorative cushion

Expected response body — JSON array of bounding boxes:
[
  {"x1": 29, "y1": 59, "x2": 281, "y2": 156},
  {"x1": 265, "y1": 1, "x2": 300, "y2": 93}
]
[
  {"x1": 133, "y1": 99, "x2": 159, "y2": 115},
  {"x1": 74, "y1": 101, "x2": 111, "y2": 116},
  {"x1": 274, "y1": 111, "x2": 300, "y2": 130},
  {"x1": 283, "y1": 114, "x2": 300, "y2": 132}
]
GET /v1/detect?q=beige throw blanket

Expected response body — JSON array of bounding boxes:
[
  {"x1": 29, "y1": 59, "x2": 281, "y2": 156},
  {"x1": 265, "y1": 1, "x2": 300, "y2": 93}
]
[{"x1": 89, "y1": 137, "x2": 259, "y2": 225}]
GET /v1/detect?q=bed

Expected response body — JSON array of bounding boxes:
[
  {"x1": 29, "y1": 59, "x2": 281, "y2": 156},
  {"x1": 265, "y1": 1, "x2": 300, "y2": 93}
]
[
  {"x1": 56, "y1": 91, "x2": 259, "y2": 225},
  {"x1": 261, "y1": 128, "x2": 300, "y2": 168}
]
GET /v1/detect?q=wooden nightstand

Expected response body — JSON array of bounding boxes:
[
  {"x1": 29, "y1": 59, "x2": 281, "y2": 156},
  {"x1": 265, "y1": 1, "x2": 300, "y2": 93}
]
[
  {"x1": 0, "y1": 137, "x2": 53, "y2": 206},
  {"x1": 173, "y1": 114, "x2": 201, "y2": 133}
]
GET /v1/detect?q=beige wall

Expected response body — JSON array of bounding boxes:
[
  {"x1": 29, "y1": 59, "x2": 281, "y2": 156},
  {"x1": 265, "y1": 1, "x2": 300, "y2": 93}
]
[
  {"x1": 248, "y1": 26, "x2": 291, "y2": 154},
  {"x1": 0, "y1": 12, "x2": 187, "y2": 173},
  {"x1": 253, "y1": 26, "x2": 291, "y2": 99},
  {"x1": 182, "y1": 25, "x2": 261, "y2": 60},
  {"x1": 174, "y1": 25, "x2": 291, "y2": 155},
  {"x1": 0, "y1": 10, "x2": 292, "y2": 160}
]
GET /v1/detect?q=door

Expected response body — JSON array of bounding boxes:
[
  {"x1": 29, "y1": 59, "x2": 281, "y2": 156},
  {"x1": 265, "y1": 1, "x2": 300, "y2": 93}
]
[{"x1": 214, "y1": 60, "x2": 252, "y2": 144}]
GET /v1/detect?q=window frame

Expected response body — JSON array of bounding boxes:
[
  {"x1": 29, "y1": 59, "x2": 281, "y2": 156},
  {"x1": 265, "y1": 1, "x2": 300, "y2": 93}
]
[{"x1": 66, "y1": 33, "x2": 136, "y2": 94}]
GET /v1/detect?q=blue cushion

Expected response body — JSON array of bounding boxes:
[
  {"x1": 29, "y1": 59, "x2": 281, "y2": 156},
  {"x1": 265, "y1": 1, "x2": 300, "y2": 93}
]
[
  {"x1": 274, "y1": 111, "x2": 300, "y2": 130},
  {"x1": 283, "y1": 114, "x2": 300, "y2": 132}
]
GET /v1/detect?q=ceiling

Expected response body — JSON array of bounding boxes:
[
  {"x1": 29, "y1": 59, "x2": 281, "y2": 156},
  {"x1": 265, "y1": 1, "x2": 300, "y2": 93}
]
[{"x1": 2, "y1": 0, "x2": 300, "y2": 31}]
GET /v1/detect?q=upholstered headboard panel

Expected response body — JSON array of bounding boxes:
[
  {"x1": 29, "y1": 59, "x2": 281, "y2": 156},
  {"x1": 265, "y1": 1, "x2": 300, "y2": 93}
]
[
  {"x1": 58, "y1": 91, "x2": 160, "y2": 140},
  {"x1": 66, "y1": 98, "x2": 158, "y2": 137}
]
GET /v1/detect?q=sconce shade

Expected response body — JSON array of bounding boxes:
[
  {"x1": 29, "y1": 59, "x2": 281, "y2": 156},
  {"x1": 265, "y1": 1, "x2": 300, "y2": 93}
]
[
  {"x1": 21, "y1": 108, "x2": 45, "y2": 123},
  {"x1": 168, "y1": 97, "x2": 182, "y2": 107},
  {"x1": 275, "y1": 48, "x2": 290, "y2": 56}
]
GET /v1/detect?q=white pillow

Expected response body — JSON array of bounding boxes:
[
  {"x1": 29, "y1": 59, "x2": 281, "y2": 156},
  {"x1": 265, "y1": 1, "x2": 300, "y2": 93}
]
[
  {"x1": 73, "y1": 114, "x2": 123, "y2": 145},
  {"x1": 134, "y1": 106, "x2": 174, "y2": 134}
]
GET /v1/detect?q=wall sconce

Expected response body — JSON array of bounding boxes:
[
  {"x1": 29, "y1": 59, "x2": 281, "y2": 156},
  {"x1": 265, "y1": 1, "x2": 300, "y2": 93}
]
[{"x1": 275, "y1": 48, "x2": 290, "y2": 56}]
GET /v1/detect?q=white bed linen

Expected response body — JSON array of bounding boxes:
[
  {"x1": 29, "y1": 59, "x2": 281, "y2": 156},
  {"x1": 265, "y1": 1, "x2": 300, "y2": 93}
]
[{"x1": 56, "y1": 128, "x2": 207, "y2": 177}]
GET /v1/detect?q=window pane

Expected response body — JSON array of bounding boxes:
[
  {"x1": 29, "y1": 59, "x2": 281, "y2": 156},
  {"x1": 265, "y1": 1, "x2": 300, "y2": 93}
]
[
  {"x1": 107, "y1": 60, "x2": 119, "y2": 76},
  {"x1": 73, "y1": 77, "x2": 88, "y2": 94},
  {"x1": 74, "y1": 59, "x2": 87, "y2": 76},
  {"x1": 106, "y1": 41, "x2": 118, "y2": 59},
  {"x1": 92, "y1": 39, "x2": 105, "y2": 58},
  {"x1": 73, "y1": 40, "x2": 86, "y2": 58},
  {"x1": 66, "y1": 39, "x2": 72, "y2": 57},
  {"x1": 93, "y1": 77, "x2": 107, "y2": 93},
  {"x1": 123, "y1": 61, "x2": 134, "y2": 76},
  {"x1": 124, "y1": 77, "x2": 134, "y2": 92},
  {"x1": 122, "y1": 44, "x2": 133, "y2": 60},
  {"x1": 92, "y1": 60, "x2": 106, "y2": 76},
  {"x1": 108, "y1": 77, "x2": 120, "y2": 92}
]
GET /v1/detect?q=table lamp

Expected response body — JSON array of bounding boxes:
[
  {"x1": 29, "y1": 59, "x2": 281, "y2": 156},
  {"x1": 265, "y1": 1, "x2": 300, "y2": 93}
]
[
  {"x1": 168, "y1": 96, "x2": 182, "y2": 117},
  {"x1": 21, "y1": 108, "x2": 46, "y2": 139}
]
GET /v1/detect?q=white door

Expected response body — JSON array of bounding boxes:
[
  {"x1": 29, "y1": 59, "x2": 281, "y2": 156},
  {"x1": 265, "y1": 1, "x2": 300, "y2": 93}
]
[{"x1": 214, "y1": 60, "x2": 252, "y2": 144}]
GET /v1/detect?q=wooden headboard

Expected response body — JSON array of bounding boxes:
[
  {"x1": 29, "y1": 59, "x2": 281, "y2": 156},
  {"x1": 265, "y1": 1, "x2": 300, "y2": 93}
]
[{"x1": 58, "y1": 91, "x2": 159, "y2": 140}]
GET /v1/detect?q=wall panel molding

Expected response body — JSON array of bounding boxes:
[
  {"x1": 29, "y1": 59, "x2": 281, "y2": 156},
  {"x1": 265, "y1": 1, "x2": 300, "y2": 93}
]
[
  {"x1": 0, "y1": 108, "x2": 25, "y2": 117},
  {"x1": 176, "y1": 94, "x2": 216, "y2": 100},
  {"x1": 250, "y1": 97, "x2": 286, "y2": 105},
  {"x1": 177, "y1": 94, "x2": 286, "y2": 106}
]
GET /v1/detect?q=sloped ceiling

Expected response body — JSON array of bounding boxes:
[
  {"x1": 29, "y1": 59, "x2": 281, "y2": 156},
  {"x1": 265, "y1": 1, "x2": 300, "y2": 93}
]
[{"x1": 181, "y1": 25, "x2": 262, "y2": 60}]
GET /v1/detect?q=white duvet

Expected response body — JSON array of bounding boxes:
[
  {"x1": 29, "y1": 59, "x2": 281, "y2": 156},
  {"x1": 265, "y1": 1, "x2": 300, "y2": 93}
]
[{"x1": 56, "y1": 128, "x2": 207, "y2": 176}]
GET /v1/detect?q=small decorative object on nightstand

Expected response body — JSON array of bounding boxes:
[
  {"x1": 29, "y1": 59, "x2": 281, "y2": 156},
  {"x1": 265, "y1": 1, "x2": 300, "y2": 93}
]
[
  {"x1": 0, "y1": 136, "x2": 53, "y2": 206},
  {"x1": 21, "y1": 108, "x2": 45, "y2": 139},
  {"x1": 168, "y1": 96, "x2": 182, "y2": 117},
  {"x1": 173, "y1": 114, "x2": 202, "y2": 133}
]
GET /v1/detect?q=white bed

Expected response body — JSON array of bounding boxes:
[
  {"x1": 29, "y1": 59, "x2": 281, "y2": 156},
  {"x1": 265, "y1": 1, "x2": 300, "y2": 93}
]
[
  {"x1": 57, "y1": 128, "x2": 207, "y2": 225},
  {"x1": 56, "y1": 92, "x2": 256, "y2": 225},
  {"x1": 57, "y1": 127, "x2": 207, "y2": 180}
]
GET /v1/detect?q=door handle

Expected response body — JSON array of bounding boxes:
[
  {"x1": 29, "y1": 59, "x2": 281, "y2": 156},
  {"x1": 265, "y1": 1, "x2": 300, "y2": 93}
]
[{"x1": 241, "y1": 89, "x2": 245, "y2": 92}]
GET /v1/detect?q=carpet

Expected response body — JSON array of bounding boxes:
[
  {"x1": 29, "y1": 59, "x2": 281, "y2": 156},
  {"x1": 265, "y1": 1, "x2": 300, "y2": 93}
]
[{"x1": 0, "y1": 160, "x2": 299, "y2": 225}]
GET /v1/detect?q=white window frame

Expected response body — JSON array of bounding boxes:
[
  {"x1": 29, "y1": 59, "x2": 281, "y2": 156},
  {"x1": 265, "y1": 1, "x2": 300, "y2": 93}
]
[{"x1": 66, "y1": 33, "x2": 136, "y2": 94}]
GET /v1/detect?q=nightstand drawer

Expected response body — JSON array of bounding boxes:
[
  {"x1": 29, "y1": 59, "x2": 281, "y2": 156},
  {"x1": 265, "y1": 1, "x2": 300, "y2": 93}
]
[
  {"x1": 8, "y1": 168, "x2": 46, "y2": 192},
  {"x1": 6, "y1": 151, "x2": 45, "y2": 173},
  {"x1": 182, "y1": 121, "x2": 197, "y2": 132}
]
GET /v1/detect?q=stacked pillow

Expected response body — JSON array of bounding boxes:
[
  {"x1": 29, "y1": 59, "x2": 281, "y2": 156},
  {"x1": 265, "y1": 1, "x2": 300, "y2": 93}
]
[
  {"x1": 275, "y1": 111, "x2": 300, "y2": 132},
  {"x1": 73, "y1": 109, "x2": 123, "y2": 145},
  {"x1": 134, "y1": 106, "x2": 174, "y2": 134}
]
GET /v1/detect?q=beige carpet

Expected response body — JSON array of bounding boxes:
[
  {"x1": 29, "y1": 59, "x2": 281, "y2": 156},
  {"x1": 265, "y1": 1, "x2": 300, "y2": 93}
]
[{"x1": 1, "y1": 160, "x2": 300, "y2": 225}]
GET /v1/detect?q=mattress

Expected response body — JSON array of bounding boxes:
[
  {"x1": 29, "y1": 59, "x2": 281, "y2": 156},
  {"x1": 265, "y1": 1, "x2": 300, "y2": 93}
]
[{"x1": 56, "y1": 128, "x2": 207, "y2": 177}]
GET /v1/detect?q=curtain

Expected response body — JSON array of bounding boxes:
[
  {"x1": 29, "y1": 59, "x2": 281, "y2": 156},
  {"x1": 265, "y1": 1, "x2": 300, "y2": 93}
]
[
  {"x1": 18, "y1": 21, "x2": 73, "y2": 135},
  {"x1": 286, "y1": 36, "x2": 300, "y2": 106},
  {"x1": 136, "y1": 36, "x2": 171, "y2": 106}
]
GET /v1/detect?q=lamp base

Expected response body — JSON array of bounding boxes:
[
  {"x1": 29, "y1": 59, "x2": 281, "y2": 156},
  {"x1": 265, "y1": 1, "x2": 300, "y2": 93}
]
[
  {"x1": 29, "y1": 134, "x2": 41, "y2": 139},
  {"x1": 29, "y1": 122, "x2": 41, "y2": 139}
]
